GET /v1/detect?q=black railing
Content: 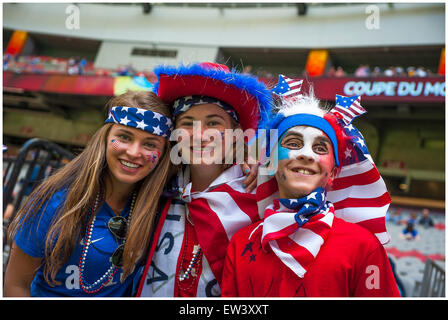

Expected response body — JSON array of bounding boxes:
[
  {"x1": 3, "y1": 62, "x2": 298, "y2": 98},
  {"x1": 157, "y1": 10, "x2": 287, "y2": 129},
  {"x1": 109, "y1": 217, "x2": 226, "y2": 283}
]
[{"x1": 3, "y1": 138, "x2": 75, "y2": 244}]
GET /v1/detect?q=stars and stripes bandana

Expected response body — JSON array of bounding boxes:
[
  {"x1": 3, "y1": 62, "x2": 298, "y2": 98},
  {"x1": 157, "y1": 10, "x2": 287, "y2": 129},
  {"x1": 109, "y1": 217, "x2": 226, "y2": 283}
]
[
  {"x1": 172, "y1": 95, "x2": 239, "y2": 123},
  {"x1": 105, "y1": 106, "x2": 173, "y2": 137},
  {"x1": 261, "y1": 187, "x2": 334, "y2": 278}
]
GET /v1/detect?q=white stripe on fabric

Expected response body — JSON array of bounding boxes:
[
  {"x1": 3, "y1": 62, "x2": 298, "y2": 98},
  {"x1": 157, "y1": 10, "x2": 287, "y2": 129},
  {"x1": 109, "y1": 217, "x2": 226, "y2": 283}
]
[
  {"x1": 336, "y1": 159, "x2": 373, "y2": 178},
  {"x1": 225, "y1": 177, "x2": 249, "y2": 193},
  {"x1": 288, "y1": 80, "x2": 303, "y2": 86},
  {"x1": 335, "y1": 106, "x2": 357, "y2": 118},
  {"x1": 262, "y1": 212, "x2": 297, "y2": 236},
  {"x1": 351, "y1": 104, "x2": 365, "y2": 114},
  {"x1": 341, "y1": 115, "x2": 352, "y2": 124},
  {"x1": 333, "y1": 204, "x2": 390, "y2": 223},
  {"x1": 375, "y1": 232, "x2": 391, "y2": 244},
  {"x1": 257, "y1": 191, "x2": 279, "y2": 219},
  {"x1": 207, "y1": 165, "x2": 244, "y2": 190},
  {"x1": 327, "y1": 178, "x2": 386, "y2": 202},
  {"x1": 342, "y1": 115, "x2": 352, "y2": 123},
  {"x1": 203, "y1": 192, "x2": 252, "y2": 240},
  {"x1": 286, "y1": 88, "x2": 302, "y2": 94},
  {"x1": 289, "y1": 228, "x2": 323, "y2": 258},
  {"x1": 363, "y1": 153, "x2": 373, "y2": 163},
  {"x1": 320, "y1": 209, "x2": 335, "y2": 227},
  {"x1": 270, "y1": 240, "x2": 306, "y2": 278}
]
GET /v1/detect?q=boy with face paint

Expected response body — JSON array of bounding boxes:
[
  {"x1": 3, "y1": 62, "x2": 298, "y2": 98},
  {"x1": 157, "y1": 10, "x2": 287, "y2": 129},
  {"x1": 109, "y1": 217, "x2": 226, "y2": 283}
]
[
  {"x1": 276, "y1": 125, "x2": 337, "y2": 199},
  {"x1": 221, "y1": 93, "x2": 400, "y2": 297}
]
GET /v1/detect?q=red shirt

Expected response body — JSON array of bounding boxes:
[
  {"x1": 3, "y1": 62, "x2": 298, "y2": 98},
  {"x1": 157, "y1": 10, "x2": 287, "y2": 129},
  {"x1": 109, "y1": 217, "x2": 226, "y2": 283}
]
[{"x1": 221, "y1": 217, "x2": 401, "y2": 297}]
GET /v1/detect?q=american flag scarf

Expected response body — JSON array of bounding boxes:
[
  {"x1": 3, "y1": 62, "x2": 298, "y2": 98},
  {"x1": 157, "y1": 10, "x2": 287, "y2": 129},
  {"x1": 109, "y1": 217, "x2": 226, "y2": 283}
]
[
  {"x1": 181, "y1": 164, "x2": 259, "y2": 283},
  {"x1": 260, "y1": 187, "x2": 334, "y2": 278}
]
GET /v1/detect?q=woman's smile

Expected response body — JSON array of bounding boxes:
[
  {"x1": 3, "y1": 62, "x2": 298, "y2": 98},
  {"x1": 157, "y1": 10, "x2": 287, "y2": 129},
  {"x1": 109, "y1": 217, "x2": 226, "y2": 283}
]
[{"x1": 106, "y1": 125, "x2": 165, "y2": 188}]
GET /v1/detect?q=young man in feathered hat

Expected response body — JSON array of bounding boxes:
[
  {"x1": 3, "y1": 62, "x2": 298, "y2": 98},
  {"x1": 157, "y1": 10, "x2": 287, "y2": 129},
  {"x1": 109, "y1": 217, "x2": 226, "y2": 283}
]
[
  {"x1": 221, "y1": 84, "x2": 401, "y2": 297},
  {"x1": 136, "y1": 62, "x2": 272, "y2": 297}
]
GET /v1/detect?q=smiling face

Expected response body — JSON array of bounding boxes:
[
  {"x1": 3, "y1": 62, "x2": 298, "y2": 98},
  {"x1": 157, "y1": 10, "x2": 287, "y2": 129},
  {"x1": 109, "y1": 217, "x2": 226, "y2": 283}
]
[
  {"x1": 175, "y1": 103, "x2": 238, "y2": 166},
  {"x1": 106, "y1": 124, "x2": 166, "y2": 190},
  {"x1": 275, "y1": 126, "x2": 336, "y2": 199}
]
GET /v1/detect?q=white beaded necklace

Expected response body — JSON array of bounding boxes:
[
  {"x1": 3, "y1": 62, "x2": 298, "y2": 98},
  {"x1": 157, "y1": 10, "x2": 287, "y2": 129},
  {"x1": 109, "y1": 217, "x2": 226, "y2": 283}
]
[{"x1": 78, "y1": 192, "x2": 136, "y2": 294}]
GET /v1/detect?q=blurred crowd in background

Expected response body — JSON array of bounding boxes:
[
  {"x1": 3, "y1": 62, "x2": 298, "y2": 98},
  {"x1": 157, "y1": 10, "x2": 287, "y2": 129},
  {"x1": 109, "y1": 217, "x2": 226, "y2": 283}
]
[
  {"x1": 4, "y1": 53, "x2": 438, "y2": 81},
  {"x1": 3, "y1": 53, "x2": 156, "y2": 80}
]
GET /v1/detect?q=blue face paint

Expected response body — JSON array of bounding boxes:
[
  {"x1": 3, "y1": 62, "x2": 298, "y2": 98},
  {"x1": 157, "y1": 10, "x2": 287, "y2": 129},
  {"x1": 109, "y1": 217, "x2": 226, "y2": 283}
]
[
  {"x1": 277, "y1": 131, "x2": 292, "y2": 161},
  {"x1": 273, "y1": 114, "x2": 339, "y2": 167},
  {"x1": 276, "y1": 126, "x2": 332, "y2": 163},
  {"x1": 278, "y1": 144, "x2": 290, "y2": 161}
]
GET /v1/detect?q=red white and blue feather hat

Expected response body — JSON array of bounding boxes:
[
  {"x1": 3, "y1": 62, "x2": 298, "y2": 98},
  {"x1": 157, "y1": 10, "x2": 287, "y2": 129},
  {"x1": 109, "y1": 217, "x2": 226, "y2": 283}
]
[{"x1": 152, "y1": 62, "x2": 273, "y2": 132}]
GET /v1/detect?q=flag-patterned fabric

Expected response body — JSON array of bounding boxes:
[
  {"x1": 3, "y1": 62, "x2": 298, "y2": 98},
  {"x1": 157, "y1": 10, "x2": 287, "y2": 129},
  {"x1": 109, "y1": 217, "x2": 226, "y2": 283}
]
[
  {"x1": 271, "y1": 75, "x2": 303, "y2": 99},
  {"x1": 181, "y1": 165, "x2": 260, "y2": 283},
  {"x1": 332, "y1": 95, "x2": 366, "y2": 125},
  {"x1": 260, "y1": 189, "x2": 335, "y2": 279},
  {"x1": 256, "y1": 84, "x2": 391, "y2": 246},
  {"x1": 172, "y1": 95, "x2": 239, "y2": 123},
  {"x1": 325, "y1": 119, "x2": 391, "y2": 244},
  {"x1": 105, "y1": 106, "x2": 173, "y2": 137},
  {"x1": 256, "y1": 119, "x2": 391, "y2": 245}
]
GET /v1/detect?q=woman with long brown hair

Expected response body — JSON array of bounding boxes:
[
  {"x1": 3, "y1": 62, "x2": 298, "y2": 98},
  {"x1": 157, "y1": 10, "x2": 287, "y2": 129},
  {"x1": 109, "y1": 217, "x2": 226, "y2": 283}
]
[{"x1": 4, "y1": 90, "x2": 173, "y2": 296}]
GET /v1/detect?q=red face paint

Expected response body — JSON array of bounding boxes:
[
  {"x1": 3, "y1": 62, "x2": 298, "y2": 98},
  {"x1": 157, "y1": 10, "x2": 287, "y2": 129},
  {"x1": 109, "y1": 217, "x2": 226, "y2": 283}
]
[
  {"x1": 106, "y1": 127, "x2": 165, "y2": 188},
  {"x1": 143, "y1": 150, "x2": 161, "y2": 164},
  {"x1": 110, "y1": 139, "x2": 126, "y2": 153}
]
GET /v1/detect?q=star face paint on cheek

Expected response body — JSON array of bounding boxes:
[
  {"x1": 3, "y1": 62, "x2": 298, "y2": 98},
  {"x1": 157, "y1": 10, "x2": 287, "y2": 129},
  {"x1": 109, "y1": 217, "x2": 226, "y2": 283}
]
[
  {"x1": 143, "y1": 150, "x2": 161, "y2": 164},
  {"x1": 110, "y1": 139, "x2": 125, "y2": 152}
]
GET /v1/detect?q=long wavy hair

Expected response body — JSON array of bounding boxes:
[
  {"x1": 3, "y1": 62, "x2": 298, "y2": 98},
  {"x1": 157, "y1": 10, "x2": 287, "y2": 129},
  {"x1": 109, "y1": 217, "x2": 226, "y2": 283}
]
[{"x1": 8, "y1": 90, "x2": 173, "y2": 286}]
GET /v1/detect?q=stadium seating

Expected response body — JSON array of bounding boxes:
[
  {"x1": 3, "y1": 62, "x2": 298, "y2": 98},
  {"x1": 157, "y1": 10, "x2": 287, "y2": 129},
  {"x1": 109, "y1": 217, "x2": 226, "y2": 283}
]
[{"x1": 385, "y1": 209, "x2": 445, "y2": 297}]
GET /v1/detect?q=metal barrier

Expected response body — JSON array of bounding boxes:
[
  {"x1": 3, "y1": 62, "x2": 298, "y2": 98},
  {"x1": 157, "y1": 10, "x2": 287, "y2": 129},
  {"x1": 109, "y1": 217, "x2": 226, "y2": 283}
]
[
  {"x1": 417, "y1": 259, "x2": 445, "y2": 297},
  {"x1": 3, "y1": 138, "x2": 74, "y2": 247}
]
